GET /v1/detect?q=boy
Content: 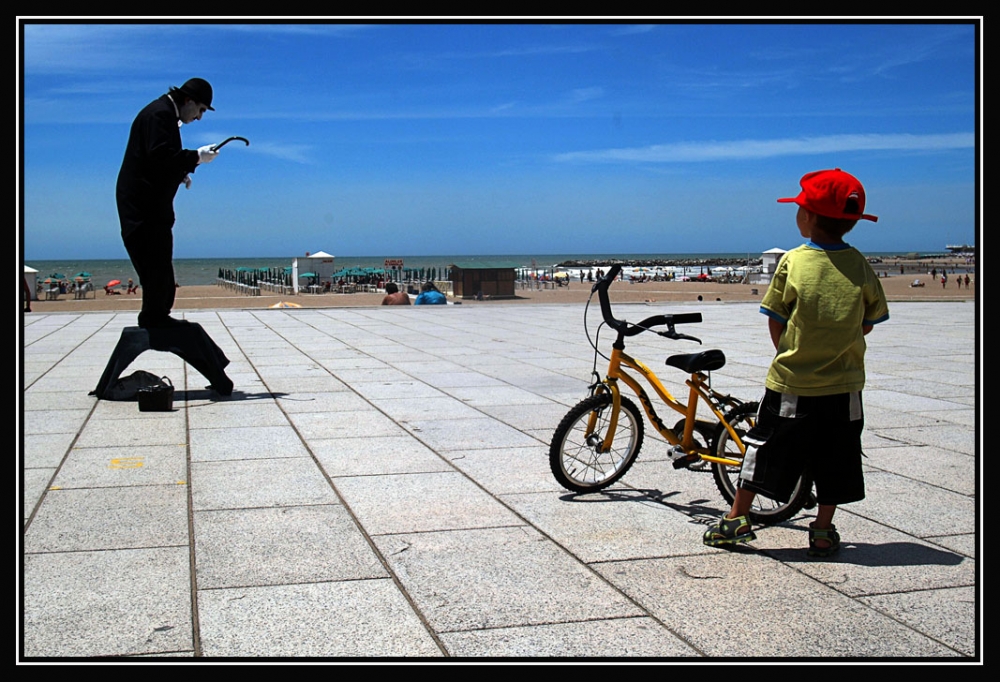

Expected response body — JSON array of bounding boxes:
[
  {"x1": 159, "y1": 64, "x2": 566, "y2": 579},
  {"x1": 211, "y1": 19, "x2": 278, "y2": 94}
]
[{"x1": 702, "y1": 168, "x2": 889, "y2": 557}]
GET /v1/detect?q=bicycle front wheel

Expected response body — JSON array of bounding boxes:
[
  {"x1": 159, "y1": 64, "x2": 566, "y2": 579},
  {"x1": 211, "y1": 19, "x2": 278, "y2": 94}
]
[
  {"x1": 550, "y1": 393, "x2": 644, "y2": 493},
  {"x1": 710, "y1": 401, "x2": 813, "y2": 525}
]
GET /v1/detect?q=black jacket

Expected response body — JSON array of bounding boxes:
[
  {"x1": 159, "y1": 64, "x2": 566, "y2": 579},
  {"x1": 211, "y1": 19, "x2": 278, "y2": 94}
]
[{"x1": 116, "y1": 94, "x2": 200, "y2": 237}]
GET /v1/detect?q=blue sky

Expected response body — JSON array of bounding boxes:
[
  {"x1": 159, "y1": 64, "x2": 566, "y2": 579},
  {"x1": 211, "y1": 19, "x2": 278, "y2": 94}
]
[{"x1": 19, "y1": 20, "x2": 979, "y2": 260}]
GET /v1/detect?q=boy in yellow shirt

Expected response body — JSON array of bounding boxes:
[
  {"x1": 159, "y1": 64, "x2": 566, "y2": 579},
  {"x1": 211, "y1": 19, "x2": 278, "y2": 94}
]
[{"x1": 703, "y1": 169, "x2": 889, "y2": 557}]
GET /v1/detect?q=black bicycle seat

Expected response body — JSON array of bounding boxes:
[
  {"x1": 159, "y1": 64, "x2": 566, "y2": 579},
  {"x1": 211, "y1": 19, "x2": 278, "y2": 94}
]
[{"x1": 666, "y1": 349, "x2": 726, "y2": 373}]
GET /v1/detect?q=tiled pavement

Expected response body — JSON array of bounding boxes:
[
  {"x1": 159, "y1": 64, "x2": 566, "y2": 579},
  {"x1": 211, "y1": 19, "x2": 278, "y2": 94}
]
[{"x1": 19, "y1": 300, "x2": 979, "y2": 659}]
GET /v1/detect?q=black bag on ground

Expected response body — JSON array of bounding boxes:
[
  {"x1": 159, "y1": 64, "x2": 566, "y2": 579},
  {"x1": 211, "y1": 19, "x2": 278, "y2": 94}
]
[{"x1": 103, "y1": 370, "x2": 168, "y2": 401}]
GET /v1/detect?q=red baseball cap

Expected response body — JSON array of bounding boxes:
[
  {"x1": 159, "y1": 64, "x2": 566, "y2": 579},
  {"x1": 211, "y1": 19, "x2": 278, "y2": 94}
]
[{"x1": 777, "y1": 168, "x2": 878, "y2": 222}]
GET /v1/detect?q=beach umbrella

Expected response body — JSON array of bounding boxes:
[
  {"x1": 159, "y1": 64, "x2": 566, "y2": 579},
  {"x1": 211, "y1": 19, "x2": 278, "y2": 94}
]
[
  {"x1": 49, "y1": 273, "x2": 67, "y2": 280},
  {"x1": 107, "y1": 279, "x2": 121, "y2": 287},
  {"x1": 269, "y1": 301, "x2": 302, "y2": 308},
  {"x1": 298, "y1": 272, "x2": 316, "y2": 278},
  {"x1": 74, "y1": 271, "x2": 92, "y2": 279}
]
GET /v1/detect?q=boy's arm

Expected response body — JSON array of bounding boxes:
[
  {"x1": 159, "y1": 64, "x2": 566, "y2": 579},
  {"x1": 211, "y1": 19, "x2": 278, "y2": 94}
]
[{"x1": 768, "y1": 317, "x2": 785, "y2": 351}]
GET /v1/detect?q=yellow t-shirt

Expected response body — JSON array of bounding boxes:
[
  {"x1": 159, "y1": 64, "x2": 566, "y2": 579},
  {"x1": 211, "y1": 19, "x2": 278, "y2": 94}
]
[{"x1": 760, "y1": 242, "x2": 889, "y2": 396}]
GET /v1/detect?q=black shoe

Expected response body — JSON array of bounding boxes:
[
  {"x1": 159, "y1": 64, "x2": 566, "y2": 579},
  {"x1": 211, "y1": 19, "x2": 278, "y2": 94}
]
[{"x1": 210, "y1": 377, "x2": 234, "y2": 396}]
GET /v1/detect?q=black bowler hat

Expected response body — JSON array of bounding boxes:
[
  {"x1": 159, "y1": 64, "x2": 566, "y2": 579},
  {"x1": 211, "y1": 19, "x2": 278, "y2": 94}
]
[{"x1": 172, "y1": 78, "x2": 215, "y2": 110}]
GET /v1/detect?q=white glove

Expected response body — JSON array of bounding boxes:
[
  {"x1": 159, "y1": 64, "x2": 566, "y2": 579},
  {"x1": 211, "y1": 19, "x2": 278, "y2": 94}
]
[
  {"x1": 182, "y1": 175, "x2": 192, "y2": 189},
  {"x1": 197, "y1": 145, "x2": 219, "y2": 164}
]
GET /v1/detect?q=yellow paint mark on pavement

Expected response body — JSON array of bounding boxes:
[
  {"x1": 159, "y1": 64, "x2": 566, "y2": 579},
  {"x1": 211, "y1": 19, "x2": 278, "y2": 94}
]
[{"x1": 109, "y1": 457, "x2": 144, "y2": 469}]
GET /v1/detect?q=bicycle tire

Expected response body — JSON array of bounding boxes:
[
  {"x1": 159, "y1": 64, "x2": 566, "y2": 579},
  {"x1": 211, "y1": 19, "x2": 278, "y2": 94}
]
[
  {"x1": 550, "y1": 393, "x2": 644, "y2": 493},
  {"x1": 710, "y1": 401, "x2": 813, "y2": 525}
]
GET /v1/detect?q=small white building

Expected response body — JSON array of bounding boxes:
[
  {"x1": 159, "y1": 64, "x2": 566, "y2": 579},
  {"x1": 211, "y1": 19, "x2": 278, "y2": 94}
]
[
  {"x1": 756, "y1": 248, "x2": 787, "y2": 285},
  {"x1": 23, "y1": 265, "x2": 38, "y2": 301},
  {"x1": 303, "y1": 250, "x2": 336, "y2": 284}
]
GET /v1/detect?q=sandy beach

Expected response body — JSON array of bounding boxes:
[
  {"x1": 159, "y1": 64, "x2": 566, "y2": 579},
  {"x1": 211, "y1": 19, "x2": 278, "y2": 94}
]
[{"x1": 30, "y1": 265, "x2": 975, "y2": 314}]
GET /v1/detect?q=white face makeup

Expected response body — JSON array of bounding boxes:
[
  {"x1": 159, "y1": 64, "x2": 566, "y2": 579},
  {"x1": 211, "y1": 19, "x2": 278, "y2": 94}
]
[{"x1": 179, "y1": 99, "x2": 208, "y2": 124}]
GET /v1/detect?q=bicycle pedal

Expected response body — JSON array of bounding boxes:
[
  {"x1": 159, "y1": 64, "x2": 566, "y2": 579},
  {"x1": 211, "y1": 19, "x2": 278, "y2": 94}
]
[{"x1": 672, "y1": 455, "x2": 699, "y2": 470}]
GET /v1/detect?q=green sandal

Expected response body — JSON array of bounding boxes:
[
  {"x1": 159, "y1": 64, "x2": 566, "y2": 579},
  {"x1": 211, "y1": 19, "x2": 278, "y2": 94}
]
[
  {"x1": 703, "y1": 515, "x2": 756, "y2": 547},
  {"x1": 808, "y1": 523, "x2": 841, "y2": 557}
]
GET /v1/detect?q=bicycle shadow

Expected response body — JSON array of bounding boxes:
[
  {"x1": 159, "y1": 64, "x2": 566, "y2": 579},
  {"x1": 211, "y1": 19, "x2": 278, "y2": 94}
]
[{"x1": 559, "y1": 487, "x2": 729, "y2": 520}]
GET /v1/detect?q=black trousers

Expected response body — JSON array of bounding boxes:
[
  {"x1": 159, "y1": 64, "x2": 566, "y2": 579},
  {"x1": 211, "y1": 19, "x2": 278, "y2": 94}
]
[{"x1": 123, "y1": 226, "x2": 176, "y2": 326}]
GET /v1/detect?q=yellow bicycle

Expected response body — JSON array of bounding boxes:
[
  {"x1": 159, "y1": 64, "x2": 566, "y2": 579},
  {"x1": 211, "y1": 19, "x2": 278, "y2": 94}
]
[{"x1": 549, "y1": 264, "x2": 813, "y2": 524}]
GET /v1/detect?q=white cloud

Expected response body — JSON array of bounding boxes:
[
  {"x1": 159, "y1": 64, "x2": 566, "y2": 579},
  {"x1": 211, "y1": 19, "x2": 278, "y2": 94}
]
[{"x1": 553, "y1": 132, "x2": 975, "y2": 163}]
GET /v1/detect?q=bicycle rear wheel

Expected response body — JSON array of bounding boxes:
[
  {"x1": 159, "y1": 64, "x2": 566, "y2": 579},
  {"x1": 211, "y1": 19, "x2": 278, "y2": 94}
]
[
  {"x1": 550, "y1": 393, "x2": 644, "y2": 493},
  {"x1": 710, "y1": 401, "x2": 813, "y2": 525}
]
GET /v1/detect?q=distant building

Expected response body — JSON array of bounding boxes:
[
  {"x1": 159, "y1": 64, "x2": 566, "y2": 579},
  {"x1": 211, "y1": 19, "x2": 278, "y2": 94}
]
[
  {"x1": 755, "y1": 248, "x2": 787, "y2": 285},
  {"x1": 303, "y1": 250, "x2": 336, "y2": 284},
  {"x1": 450, "y1": 261, "x2": 520, "y2": 299},
  {"x1": 23, "y1": 265, "x2": 38, "y2": 301}
]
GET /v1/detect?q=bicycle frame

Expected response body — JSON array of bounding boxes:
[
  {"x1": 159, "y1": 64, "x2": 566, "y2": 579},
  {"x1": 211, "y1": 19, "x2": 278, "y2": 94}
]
[
  {"x1": 584, "y1": 264, "x2": 748, "y2": 467},
  {"x1": 593, "y1": 347, "x2": 745, "y2": 467}
]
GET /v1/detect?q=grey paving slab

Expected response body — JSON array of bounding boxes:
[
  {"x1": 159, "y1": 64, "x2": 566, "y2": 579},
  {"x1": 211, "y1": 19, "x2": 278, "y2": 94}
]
[
  {"x1": 848, "y1": 470, "x2": 976, "y2": 538},
  {"x1": 311, "y1": 435, "x2": 452, "y2": 477},
  {"x1": 21, "y1": 391, "x2": 98, "y2": 411},
  {"x1": 23, "y1": 547, "x2": 193, "y2": 657},
  {"x1": 859, "y1": 586, "x2": 977, "y2": 657},
  {"x1": 477, "y1": 401, "x2": 580, "y2": 431},
  {"x1": 447, "y1": 445, "x2": 563, "y2": 495},
  {"x1": 400, "y1": 415, "x2": 542, "y2": 451},
  {"x1": 22, "y1": 432, "x2": 77, "y2": 469},
  {"x1": 197, "y1": 580, "x2": 442, "y2": 657},
  {"x1": 73, "y1": 414, "x2": 188, "y2": 449},
  {"x1": 186, "y1": 400, "x2": 291, "y2": 429},
  {"x1": 23, "y1": 467, "x2": 56, "y2": 522},
  {"x1": 190, "y1": 457, "x2": 340, "y2": 510},
  {"x1": 24, "y1": 485, "x2": 189, "y2": 552},
  {"x1": 193, "y1": 504, "x2": 387, "y2": 589},
  {"x1": 438, "y1": 616, "x2": 699, "y2": 657},
  {"x1": 333, "y1": 471, "x2": 524, "y2": 535},
  {"x1": 189, "y1": 425, "x2": 310, "y2": 462},
  {"x1": 275, "y1": 390, "x2": 374, "y2": 413},
  {"x1": 22, "y1": 409, "x2": 92, "y2": 435},
  {"x1": 287, "y1": 409, "x2": 409, "y2": 440},
  {"x1": 51, "y1": 444, "x2": 188, "y2": 488},
  {"x1": 924, "y1": 532, "x2": 977, "y2": 558},
  {"x1": 369, "y1": 395, "x2": 486, "y2": 422},
  {"x1": 865, "y1": 445, "x2": 975, "y2": 496},
  {"x1": 374, "y1": 526, "x2": 645, "y2": 632},
  {"x1": 592, "y1": 554, "x2": 960, "y2": 657},
  {"x1": 504, "y1": 489, "x2": 714, "y2": 563}
]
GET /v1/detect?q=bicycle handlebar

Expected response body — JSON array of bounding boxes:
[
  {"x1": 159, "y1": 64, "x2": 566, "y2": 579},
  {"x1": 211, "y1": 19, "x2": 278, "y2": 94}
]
[{"x1": 593, "y1": 264, "x2": 702, "y2": 343}]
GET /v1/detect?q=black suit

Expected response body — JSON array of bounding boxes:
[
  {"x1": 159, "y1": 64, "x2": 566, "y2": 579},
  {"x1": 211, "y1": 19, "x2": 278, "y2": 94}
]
[{"x1": 116, "y1": 94, "x2": 200, "y2": 327}]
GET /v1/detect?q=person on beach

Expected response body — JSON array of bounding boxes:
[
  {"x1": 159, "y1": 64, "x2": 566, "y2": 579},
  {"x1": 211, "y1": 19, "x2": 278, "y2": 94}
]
[
  {"x1": 381, "y1": 282, "x2": 411, "y2": 305},
  {"x1": 414, "y1": 281, "x2": 447, "y2": 305},
  {"x1": 702, "y1": 168, "x2": 889, "y2": 557},
  {"x1": 116, "y1": 78, "x2": 220, "y2": 328}
]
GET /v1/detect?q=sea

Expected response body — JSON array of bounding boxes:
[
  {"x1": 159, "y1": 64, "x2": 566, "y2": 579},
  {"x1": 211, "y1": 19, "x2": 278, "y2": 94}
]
[{"x1": 23, "y1": 251, "x2": 957, "y2": 287}]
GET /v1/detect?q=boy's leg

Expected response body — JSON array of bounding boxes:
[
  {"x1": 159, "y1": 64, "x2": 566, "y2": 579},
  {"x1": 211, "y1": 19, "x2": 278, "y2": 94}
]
[
  {"x1": 808, "y1": 504, "x2": 841, "y2": 557},
  {"x1": 728, "y1": 487, "x2": 757, "y2": 520}
]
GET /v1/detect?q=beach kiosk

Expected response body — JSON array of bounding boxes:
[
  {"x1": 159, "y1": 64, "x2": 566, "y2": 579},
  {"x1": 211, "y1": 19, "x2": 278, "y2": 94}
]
[
  {"x1": 303, "y1": 250, "x2": 336, "y2": 288},
  {"x1": 23, "y1": 265, "x2": 38, "y2": 301},
  {"x1": 758, "y1": 248, "x2": 787, "y2": 285},
  {"x1": 450, "y1": 260, "x2": 519, "y2": 299}
]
